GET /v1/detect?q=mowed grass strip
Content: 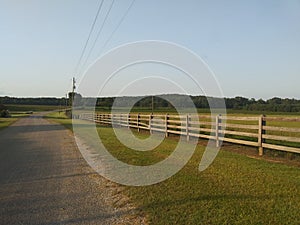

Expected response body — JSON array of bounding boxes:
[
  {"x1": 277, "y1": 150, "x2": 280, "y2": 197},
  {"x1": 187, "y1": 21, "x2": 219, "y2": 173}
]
[
  {"x1": 47, "y1": 112, "x2": 300, "y2": 224},
  {"x1": 1, "y1": 104, "x2": 63, "y2": 130},
  {"x1": 0, "y1": 117, "x2": 17, "y2": 130},
  {"x1": 102, "y1": 129, "x2": 300, "y2": 224},
  {"x1": 0, "y1": 113, "x2": 29, "y2": 130}
]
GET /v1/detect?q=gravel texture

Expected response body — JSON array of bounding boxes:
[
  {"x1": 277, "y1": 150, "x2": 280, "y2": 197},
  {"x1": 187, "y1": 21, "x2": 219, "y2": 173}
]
[{"x1": 0, "y1": 114, "x2": 147, "y2": 225}]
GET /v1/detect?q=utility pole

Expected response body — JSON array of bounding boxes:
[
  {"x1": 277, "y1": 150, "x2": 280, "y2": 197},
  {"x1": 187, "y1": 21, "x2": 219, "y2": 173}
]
[
  {"x1": 151, "y1": 96, "x2": 154, "y2": 113},
  {"x1": 70, "y1": 77, "x2": 76, "y2": 106},
  {"x1": 72, "y1": 77, "x2": 76, "y2": 95}
]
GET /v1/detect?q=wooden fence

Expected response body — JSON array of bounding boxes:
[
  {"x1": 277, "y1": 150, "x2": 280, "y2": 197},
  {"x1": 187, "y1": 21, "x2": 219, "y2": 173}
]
[{"x1": 78, "y1": 113, "x2": 300, "y2": 155}]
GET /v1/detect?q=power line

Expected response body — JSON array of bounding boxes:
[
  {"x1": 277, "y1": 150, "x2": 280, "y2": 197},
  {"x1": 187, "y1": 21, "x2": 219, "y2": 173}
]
[
  {"x1": 73, "y1": 0, "x2": 104, "y2": 76},
  {"x1": 78, "y1": 0, "x2": 115, "y2": 75},
  {"x1": 98, "y1": 0, "x2": 135, "y2": 56}
]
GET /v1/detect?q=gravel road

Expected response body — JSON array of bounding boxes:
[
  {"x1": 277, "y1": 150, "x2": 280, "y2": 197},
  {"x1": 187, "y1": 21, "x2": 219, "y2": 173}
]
[{"x1": 0, "y1": 114, "x2": 146, "y2": 225}]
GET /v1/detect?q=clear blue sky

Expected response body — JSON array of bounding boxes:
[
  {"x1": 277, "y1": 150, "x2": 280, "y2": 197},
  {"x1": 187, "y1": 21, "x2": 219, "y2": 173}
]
[{"x1": 1, "y1": 0, "x2": 299, "y2": 99}]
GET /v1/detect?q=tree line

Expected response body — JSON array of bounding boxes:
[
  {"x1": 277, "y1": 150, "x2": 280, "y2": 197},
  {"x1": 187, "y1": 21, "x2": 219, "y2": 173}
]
[{"x1": 1, "y1": 94, "x2": 300, "y2": 113}]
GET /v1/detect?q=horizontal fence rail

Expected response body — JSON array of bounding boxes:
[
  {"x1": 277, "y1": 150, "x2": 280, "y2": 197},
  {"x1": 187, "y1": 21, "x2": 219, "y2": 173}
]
[{"x1": 77, "y1": 113, "x2": 300, "y2": 156}]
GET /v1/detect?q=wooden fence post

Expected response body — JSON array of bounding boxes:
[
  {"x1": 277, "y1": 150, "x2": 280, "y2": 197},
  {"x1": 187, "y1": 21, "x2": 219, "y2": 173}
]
[
  {"x1": 127, "y1": 114, "x2": 130, "y2": 129},
  {"x1": 258, "y1": 115, "x2": 266, "y2": 156},
  {"x1": 215, "y1": 114, "x2": 221, "y2": 147},
  {"x1": 149, "y1": 113, "x2": 153, "y2": 134},
  {"x1": 165, "y1": 113, "x2": 169, "y2": 137},
  {"x1": 137, "y1": 113, "x2": 140, "y2": 132},
  {"x1": 186, "y1": 114, "x2": 190, "y2": 141}
]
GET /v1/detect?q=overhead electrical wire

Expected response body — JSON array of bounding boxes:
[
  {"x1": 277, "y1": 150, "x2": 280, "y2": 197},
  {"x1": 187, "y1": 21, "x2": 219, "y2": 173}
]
[
  {"x1": 73, "y1": 0, "x2": 104, "y2": 76},
  {"x1": 97, "y1": 0, "x2": 136, "y2": 56},
  {"x1": 74, "y1": 0, "x2": 136, "y2": 81},
  {"x1": 78, "y1": 0, "x2": 115, "y2": 75}
]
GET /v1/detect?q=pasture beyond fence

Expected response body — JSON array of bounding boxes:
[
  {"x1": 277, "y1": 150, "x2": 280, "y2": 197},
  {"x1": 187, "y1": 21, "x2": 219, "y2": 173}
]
[{"x1": 78, "y1": 113, "x2": 300, "y2": 156}]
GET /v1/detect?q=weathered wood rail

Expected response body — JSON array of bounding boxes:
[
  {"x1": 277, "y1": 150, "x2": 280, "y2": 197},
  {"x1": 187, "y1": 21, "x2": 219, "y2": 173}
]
[{"x1": 78, "y1": 113, "x2": 300, "y2": 155}]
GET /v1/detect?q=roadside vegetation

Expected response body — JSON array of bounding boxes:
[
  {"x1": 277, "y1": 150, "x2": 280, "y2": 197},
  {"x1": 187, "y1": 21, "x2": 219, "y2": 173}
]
[
  {"x1": 47, "y1": 111, "x2": 300, "y2": 224},
  {"x1": 45, "y1": 111, "x2": 73, "y2": 130},
  {"x1": 0, "y1": 104, "x2": 63, "y2": 131},
  {"x1": 5, "y1": 104, "x2": 63, "y2": 112},
  {"x1": 3, "y1": 95, "x2": 300, "y2": 114},
  {"x1": 0, "y1": 113, "x2": 29, "y2": 130}
]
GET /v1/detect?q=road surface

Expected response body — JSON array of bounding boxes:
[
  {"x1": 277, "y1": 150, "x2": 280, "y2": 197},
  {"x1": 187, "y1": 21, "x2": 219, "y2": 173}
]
[{"x1": 0, "y1": 114, "x2": 144, "y2": 225}]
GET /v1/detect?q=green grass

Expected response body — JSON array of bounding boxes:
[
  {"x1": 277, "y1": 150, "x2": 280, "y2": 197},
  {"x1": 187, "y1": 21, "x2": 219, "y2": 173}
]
[
  {"x1": 99, "y1": 128, "x2": 300, "y2": 224},
  {"x1": 44, "y1": 111, "x2": 73, "y2": 130},
  {"x1": 0, "y1": 104, "x2": 65, "y2": 131},
  {"x1": 47, "y1": 112, "x2": 300, "y2": 224},
  {"x1": 69, "y1": 109, "x2": 300, "y2": 157},
  {"x1": 6, "y1": 104, "x2": 63, "y2": 112},
  {"x1": 93, "y1": 107, "x2": 300, "y2": 115},
  {"x1": 125, "y1": 150, "x2": 300, "y2": 224},
  {"x1": 226, "y1": 109, "x2": 300, "y2": 115},
  {"x1": 0, "y1": 113, "x2": 29, "y2": 130}
]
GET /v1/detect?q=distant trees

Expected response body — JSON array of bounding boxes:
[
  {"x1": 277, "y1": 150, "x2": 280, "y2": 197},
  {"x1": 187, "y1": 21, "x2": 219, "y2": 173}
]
[
  {"x1": 68, "y1": 92, "x2": 82, "y2": 107},
  {"x1": 96, "y1": 97, "x2": 114, "y2": 108},
  {"x1": 0, "y1": 104, "x2": 6, "y2": 111},
  {"x1": 243, "y1": 97, "x2": 300, "y2": 112},
  {"x1": 1, "y1": 95, "x2": 300, "y2": 113},
  {"x1": 0, "y1": 104, "x2": 11, "y2": 118},
  {"x1": 0, "y1": 96, "x2": 66, "y2": 106}
]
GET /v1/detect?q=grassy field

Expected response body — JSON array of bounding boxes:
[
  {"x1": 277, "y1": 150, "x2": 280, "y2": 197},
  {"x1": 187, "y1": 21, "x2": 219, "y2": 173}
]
[
  {"x1": 0, "y1": 113, "x2": 29, "y2": 130},
  {"x1": 47, "y1": 112, "x2": 300, "y2": 224},
  {"x1": 45, "y1": 111, "x2": 73, "y2": 129},
  {"x1": 87, "y1": 109, "x2": 300, "y2": 152},
  {"x1": 220, "y1": 115, "x2": 300, "y2": 150},
  {"x1": 94, "y1": 106, "x2": 300, "y2": 116},
  {"x1": 5, "y1": 104, "x2": 63, "y2": 112},
  {"x1": 0, "y1": 104, "x2": 63, "y2": 130}
]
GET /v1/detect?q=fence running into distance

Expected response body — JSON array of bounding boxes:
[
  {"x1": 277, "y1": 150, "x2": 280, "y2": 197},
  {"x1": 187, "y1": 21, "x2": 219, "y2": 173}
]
[{"x1": 78, "y1": 113, "x2": 300, "y2": 156}]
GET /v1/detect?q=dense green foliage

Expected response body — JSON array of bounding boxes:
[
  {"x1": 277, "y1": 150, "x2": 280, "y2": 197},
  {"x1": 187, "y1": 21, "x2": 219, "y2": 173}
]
[
  {"x1": 3, "y1": 104, "x2": 62, "y2": 112},
  {"x1": 2, "y1": 94, "x2": 300, "y2": 112},
  {"x1": 0, "y1": 96, "x2": 67, "y2": 105},
  {"x1": 224, "y1": 96, "x2": 300, "y2": 112},
  {"x1": 0, "y1": 104, "x2": 10, "y2": 118}
]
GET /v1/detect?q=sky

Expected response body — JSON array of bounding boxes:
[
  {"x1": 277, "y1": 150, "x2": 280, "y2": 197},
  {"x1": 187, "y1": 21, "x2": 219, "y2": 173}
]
[{"x1": 0, "y1": 0, "x2": 300, "y2": 99}]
